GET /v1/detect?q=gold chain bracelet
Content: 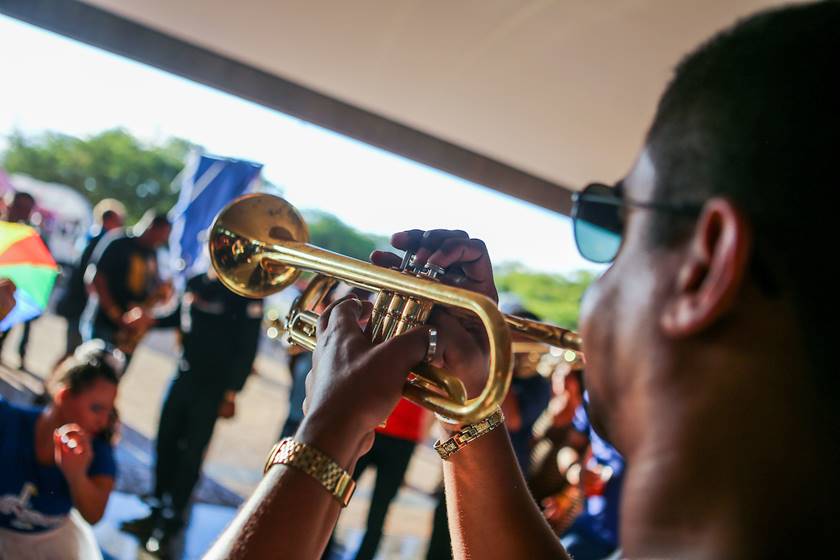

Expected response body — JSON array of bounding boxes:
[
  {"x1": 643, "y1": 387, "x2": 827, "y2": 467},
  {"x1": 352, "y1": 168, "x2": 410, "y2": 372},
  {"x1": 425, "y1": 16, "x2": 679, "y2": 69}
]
[{"x1": 434, "y1": 408, "x2": 505, "y2": 460}]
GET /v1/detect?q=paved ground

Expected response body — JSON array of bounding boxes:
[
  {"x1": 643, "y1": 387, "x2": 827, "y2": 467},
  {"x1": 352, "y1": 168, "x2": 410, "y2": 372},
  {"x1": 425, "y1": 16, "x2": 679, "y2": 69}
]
[{"x1": 1, "y1": 314, "x2": 443, "y2": 559}]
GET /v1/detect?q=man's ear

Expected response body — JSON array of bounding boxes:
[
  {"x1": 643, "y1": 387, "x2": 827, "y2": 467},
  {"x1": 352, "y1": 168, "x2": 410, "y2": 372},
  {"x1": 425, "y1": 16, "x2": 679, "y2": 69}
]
[{"x1": 661, "y1": 198, "x2": 753, "y2": 337}]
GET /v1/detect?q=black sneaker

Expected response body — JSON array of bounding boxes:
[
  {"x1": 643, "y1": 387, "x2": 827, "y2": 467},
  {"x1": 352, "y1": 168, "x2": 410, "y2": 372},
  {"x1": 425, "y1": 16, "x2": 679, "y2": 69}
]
[
  {"x1": 119, "y1": 511, "x2": 160, "y2": 540},
  {"x1": 143, "y1": 517, "x2": 184, "y2": 559}
]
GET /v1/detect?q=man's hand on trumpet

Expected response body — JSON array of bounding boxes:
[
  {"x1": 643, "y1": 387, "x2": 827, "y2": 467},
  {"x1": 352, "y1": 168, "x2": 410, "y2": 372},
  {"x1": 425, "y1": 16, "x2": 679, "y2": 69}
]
[
  {"x1": 299, "y1": 295, "x2": 428, "y2": 463},
  {"x1": 298, "y1": 229, "x2": 499, "y2": 455},
  {"x1": 300, "y1": 222, "x2": 495, "y2": 429},
  {"x1": 370, "y1": 229, "x2": 498, "y2": 398},
  {"x1": 373, "y1": 229, "x2": 498, "y2": 300}
]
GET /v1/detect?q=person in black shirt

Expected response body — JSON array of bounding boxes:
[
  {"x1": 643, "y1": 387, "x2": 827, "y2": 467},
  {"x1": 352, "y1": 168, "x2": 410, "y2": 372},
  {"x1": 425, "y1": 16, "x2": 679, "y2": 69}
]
[
  {"x1": 56, "y1": 201, "x2": 125, "y2": 358},
  {"x1": 85, "y1": 210, "x2": 171, "y2": 356},
  {"x1": 121, "y1": 271, "x2": 263, "y2": 555}
]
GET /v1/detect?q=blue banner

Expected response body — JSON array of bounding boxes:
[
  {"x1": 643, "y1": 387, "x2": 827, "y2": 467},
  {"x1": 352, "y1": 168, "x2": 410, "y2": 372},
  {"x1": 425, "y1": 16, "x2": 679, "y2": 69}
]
[{"x1": 169, "y1": 153, "x2": 263, "y2": 277}]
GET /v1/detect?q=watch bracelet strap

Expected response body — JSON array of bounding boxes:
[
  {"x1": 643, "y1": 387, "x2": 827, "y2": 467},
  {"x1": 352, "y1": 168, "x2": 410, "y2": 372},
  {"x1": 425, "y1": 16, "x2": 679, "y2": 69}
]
[
  {"x1": 434, "y1": 408, "x2": 505, "y2": 460},
  {"x1": 264, "y1": 437, "x2": 356, "y2": 507}
]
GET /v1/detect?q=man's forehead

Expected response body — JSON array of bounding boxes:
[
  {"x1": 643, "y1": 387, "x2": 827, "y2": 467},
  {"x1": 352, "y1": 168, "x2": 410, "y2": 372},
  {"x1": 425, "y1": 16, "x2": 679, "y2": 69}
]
[{"x1": 622, "y1": 149, "x2": 657, "y2": 201}]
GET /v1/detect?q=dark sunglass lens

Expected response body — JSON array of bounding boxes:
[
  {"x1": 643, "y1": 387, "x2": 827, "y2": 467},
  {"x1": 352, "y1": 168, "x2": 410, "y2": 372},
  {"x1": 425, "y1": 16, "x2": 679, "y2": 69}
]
[{"x1": 574, "y1": 184, "x2": 623, "y2": 264}]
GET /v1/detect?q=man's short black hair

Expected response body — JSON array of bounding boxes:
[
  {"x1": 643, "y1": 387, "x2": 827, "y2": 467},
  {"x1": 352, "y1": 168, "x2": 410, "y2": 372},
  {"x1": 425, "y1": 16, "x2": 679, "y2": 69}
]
[
  {"x1": 645, "y1": 2, "x2": 839, "y2": 399},
  {"x1": 136, "y1": 209, "x2": 171, "y2": 231},
  {"x1": 150, "y1": 213, "x2": 171, "y2": 229},
  {"x1": 101, "y1": 209, "x2": 120, "y2": 223}
]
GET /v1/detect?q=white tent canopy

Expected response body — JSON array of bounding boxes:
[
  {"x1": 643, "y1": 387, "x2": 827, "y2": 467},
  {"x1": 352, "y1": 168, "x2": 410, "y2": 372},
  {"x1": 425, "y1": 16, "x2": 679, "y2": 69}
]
[
  {"x1": 10, "y1": 173, "x2": 91, "y2": 228},
  {"x1": 2, "y1": 0, "x2": 802, "y2": 214},
  {"x1": 9, "y1": 173, "x2": 92, "y2": 263}
]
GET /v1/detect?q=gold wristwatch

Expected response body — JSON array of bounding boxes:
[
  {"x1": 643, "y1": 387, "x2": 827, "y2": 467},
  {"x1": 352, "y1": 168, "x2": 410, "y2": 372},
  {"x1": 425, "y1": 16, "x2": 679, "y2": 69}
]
[
  {"x1": 263, "y1": 437, "x2": 356, "y2": 507},
  {"x1": 434, "y1": 408, "x2": 505, "y2": 460}
]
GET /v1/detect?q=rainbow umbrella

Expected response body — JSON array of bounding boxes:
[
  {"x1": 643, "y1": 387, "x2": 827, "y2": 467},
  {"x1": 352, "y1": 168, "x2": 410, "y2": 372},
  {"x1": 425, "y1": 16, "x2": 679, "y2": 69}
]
[{"x1": 0, "y1": 221, "x2": 59, "y2": 331}]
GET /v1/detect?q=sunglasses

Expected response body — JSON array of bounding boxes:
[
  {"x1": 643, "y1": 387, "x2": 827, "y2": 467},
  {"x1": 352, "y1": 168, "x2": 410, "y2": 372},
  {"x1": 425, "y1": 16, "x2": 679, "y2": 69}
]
[{"x1": 571, "y1": 183, "x2": 702, "y2": 264}]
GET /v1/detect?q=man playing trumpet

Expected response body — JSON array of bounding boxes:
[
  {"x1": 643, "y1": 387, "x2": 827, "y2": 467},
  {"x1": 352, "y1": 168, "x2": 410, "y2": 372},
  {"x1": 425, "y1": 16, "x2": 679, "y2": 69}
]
[{"x1": 208, "y1": 3, "x2": 839, "y2": 558}]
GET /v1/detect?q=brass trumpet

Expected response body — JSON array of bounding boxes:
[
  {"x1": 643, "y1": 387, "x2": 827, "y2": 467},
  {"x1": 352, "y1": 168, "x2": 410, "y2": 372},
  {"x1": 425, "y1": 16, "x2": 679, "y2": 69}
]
[{"x1": 208, "y1": 193, "x2": 581, "y2": 423}]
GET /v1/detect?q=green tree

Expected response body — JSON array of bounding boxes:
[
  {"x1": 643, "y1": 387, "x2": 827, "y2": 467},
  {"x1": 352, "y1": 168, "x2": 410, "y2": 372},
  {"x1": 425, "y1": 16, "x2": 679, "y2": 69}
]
[
  {"x1": 1, "y1": 128, "x2": 192, "y2": 221},
  {"x1": 304, "y1": 210, "x2": 387, "y2": 261},
  {"x1": 297, "y1": 215, "x2": 594, "y2": 329},
  {"x1": 2, "y1": 128, "x2": 594, "y2": 326},
  {"x1": 495, "y1": 263, "x2": 595, "y2": 329}
]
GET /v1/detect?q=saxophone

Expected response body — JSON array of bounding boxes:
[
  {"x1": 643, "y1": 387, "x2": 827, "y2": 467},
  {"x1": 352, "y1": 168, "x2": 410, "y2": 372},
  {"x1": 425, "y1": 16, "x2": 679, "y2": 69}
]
[{"x1": 114, "y1": 281, "x2": 173, "y2": 354}]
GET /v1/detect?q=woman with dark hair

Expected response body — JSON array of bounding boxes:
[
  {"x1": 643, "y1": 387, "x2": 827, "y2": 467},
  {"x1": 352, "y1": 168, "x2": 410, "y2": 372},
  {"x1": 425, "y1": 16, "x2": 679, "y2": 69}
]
[{"x1": 0, "y1": 341, "x2": 122, "y2": 558}]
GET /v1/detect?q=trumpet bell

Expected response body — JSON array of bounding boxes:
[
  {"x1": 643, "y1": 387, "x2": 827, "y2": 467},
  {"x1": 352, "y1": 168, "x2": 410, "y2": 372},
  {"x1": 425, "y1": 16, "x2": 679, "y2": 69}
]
[{"x1": 210, "y1": 193, "x2": 309, "y2": 298}]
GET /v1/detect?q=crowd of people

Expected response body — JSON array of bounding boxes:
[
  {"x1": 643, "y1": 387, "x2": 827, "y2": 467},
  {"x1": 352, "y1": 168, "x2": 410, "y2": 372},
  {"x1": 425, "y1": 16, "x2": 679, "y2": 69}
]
[
  {"x1": 1, "y1": 2, "x2": 838, "y2": 559},
  {"x1": 0, "y1": 191, "x2": 268, "y2": 558},
  {"x1": 0, "y1": 185, "x2": 625, "y2": 560}
]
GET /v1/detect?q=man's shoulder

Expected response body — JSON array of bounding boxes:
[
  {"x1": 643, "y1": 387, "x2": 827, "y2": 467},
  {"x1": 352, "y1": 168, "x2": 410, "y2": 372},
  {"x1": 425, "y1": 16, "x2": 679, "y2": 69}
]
[
  {"x1": 102, "y1": 231, "x2": 131, "y2": 248},
  {"x1": 95, "y1": 231, "x2": 132, "y2": 259}
]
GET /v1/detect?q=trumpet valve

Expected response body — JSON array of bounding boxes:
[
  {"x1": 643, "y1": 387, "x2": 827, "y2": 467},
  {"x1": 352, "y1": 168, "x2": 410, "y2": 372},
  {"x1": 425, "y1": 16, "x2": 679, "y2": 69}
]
[
  {"x1": 367, "y1": 291, "x2": 392, "y2": 340},
  {"x1": 375, "y1": 294, "x2": 407, "y2": 343},
  {"x1": 285, "y1": 309, "x2": 318, "y2": 350},
  {"x1": 394, "y1": 297, "x2": 433, "y2": 336}
]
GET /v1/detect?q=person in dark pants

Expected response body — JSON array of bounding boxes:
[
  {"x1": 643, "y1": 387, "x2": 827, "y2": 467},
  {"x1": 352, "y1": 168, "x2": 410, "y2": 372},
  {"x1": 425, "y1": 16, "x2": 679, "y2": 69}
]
[
  {"x1": 324, "y1": 399, "x2": 427, "y2": 560},
  {"x1": 55, "y1": 201, "x2": 125, "y2": 358},
  {"x1": 120, "y1": 271, "x2": 263, "y2": 555},
  {"x1": 347, "y1": 433, "x2": 416, "y2": 559}
]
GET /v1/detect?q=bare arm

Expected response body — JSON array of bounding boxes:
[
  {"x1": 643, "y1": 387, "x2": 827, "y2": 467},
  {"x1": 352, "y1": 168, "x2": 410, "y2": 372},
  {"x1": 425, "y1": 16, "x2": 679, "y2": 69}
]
[
  {"x1": 65, "y1": 473, "x2": 114, "y2": 524},
  {"x1": 55, "y1": 432, "x2": 114, "y2": 525},
  {"x1": 205, "y1": 417, "x2": 367, "y2": 559},
  {"x1": 444, "y1": 427, "x2": 570, "y2": 560}
]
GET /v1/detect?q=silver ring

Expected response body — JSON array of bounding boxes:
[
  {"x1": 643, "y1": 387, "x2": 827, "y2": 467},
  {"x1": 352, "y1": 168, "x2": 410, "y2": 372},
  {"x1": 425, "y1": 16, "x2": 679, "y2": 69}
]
[
  {"x1": 424, "y1": 326, "x2": 438, "y2": 363},
  {"x1": 424, "y1": 263, "x2": 446, "y2": 277}
]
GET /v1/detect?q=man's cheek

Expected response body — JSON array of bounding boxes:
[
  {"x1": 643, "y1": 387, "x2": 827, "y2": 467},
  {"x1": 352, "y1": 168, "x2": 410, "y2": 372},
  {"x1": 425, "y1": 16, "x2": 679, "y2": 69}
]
[
  {"x1": 579, "y1": 274, "x2": 608, "y2": 351},
  {"x1": 577, "y1": 272, "x2": 618, "y2": 430}
]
